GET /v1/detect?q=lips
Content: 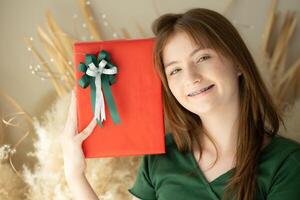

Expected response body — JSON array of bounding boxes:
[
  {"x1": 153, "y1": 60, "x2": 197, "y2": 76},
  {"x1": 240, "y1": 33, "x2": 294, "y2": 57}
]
[{"x1": 187, "y1": 84, "x2": 215, "y2": 97}]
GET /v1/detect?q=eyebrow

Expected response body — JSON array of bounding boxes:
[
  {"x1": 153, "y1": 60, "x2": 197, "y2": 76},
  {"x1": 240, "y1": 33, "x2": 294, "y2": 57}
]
[{"x1": 164, "y1": 47, "x2": 204, "y2": 68}]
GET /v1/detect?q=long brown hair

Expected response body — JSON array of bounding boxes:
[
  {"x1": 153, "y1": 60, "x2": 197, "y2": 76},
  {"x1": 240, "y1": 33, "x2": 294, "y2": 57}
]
[{"x1": 151, "y1": 8, "x2": 283, "y2": 200}]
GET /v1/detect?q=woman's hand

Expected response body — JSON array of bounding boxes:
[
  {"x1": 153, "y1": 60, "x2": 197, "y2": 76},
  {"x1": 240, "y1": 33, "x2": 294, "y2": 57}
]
[{"x1": 60, "y1": 90, "x2": 97, "y2": 181}]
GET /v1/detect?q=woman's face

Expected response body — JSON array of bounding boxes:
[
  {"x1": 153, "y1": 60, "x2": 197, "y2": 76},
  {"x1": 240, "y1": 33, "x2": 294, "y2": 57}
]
[{"x1": 162, "y1": 31, "x2": 241, "y2": 116}]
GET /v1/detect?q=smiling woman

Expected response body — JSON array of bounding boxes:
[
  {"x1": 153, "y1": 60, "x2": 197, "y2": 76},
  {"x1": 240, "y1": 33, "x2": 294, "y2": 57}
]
[
  {"x1": 61, "y1": 7, "x2": 300, "y2": 200},
  {"x1": 128, "y1": 8, "x2": 300, "y2": 200}
]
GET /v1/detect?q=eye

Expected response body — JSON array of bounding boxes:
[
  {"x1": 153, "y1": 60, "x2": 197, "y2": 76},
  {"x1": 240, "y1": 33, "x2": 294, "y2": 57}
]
[
  {"x1": 196, "y1": 55, "x2": 211, "y2": 63},
  {"x1": 169, "y1": 68, "x2": 181, "y2": 76}
]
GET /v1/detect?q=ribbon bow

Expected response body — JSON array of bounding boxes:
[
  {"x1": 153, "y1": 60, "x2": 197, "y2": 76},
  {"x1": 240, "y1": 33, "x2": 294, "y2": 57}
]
[{"x1": 78, "y1": 50, "x2": 121, "y2": 126}]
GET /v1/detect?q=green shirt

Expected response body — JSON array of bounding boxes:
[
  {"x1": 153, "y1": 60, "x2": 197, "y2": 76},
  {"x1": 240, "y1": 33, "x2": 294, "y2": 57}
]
[{"x1": 128, "y1": 133, "x2": 300, "y2": 200}]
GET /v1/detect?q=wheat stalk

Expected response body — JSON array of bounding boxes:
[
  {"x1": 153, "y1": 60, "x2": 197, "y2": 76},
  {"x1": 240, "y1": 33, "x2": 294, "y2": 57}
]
[
  {"x1": 121, "y1": 28, "x2": 131, "y2": 39},
  {"x1": 37, "y1": 26, "x2": 73, "y2": 91},
  {"x1": 46, "y1": 11, "x2": 76, "y2": 81},
  {"x1": 261, "y1": 0, "x2": 277, "y2": 58},
  {"x1": 78, "y1": 0, "x2": 102, "y2": 40},
  {"x1": 223, "y1": 0, "x2": 236, "y2": 15},
  {"x1": 24, "y1": 37, "x2": 66, "y2": 96},
  {"x1": 270, "y1": 12, "x2": 297, "y2": 74},
  {"x1": 261, "y1": 0, "x2": 300, "y2": 111},
  {"x1": 276, "y1": 54, "x2": 300, "y2": 103},
  {"x1": 134, "y1": 22, "x2": 147, "y2": 38}
]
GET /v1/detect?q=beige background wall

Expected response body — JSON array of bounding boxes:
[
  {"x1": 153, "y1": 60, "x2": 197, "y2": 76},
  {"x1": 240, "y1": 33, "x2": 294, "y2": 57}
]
[
  {"x1": 1, "y1": 0, "x2": 300, "y2": 116},
  {"x1": 0, "y1": 0, "x2": 300, "y2": 167}
]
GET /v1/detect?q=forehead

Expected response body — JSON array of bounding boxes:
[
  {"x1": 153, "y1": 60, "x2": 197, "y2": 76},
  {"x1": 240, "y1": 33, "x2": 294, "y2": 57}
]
[{"x1": 162, "y1": 31, "x2": 210, "y2": 64}]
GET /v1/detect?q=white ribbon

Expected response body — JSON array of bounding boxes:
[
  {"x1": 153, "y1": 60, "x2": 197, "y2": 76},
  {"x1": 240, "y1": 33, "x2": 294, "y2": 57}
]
[{"x1": 86, "y1": 60, "x2": 117, "y2": 123}]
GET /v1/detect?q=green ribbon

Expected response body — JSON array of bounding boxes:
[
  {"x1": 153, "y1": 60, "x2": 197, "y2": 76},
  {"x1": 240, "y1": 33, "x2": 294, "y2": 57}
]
[{"x1": 78, "y1": 50, "x2": 121, "y2": 127}]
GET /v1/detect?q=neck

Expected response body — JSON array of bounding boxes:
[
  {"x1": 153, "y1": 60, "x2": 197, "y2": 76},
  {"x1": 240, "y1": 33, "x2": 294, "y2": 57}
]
[{"x1": 198, "y1": 97, "x2": 240, "y2": 156}]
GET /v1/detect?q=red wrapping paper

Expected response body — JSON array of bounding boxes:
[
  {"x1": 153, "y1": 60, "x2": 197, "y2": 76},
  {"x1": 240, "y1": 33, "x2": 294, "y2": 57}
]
[{"x1": 74, "y1": 38, "x2": 165, "y2": 158}]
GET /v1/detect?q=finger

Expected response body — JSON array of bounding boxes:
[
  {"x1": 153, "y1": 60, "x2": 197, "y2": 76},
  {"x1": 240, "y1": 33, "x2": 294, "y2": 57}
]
[
  {"x1": 77, "y1": 118, "x2": 97, "y2": 142},
  {"x1": 66, "y1": 90, "x2": 77, "y2": 135}
]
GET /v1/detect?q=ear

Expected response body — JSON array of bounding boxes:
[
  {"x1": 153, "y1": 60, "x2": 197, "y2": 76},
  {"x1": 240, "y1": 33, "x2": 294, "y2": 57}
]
[{"x1": 235, "y1": 65, "x2": 242, "y2": 76}]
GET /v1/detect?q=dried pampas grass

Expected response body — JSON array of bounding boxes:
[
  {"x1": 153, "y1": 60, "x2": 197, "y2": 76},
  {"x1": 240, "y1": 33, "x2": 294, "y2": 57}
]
[
  {"x1": 86, "y1": 156, "x2": 141, "y2": 200},
  {"x1": 280, "y1": 99, "x2": 300, "y2": 142},
  {"x1": 261, "y1": 0, "x2": 300, "y2": 109},
  {"x1": 23, "y1": 92, "x2": 140, "y2": 200},
  {"x1": 0, "y1": 163, "x2": 26, "y2": 200}
]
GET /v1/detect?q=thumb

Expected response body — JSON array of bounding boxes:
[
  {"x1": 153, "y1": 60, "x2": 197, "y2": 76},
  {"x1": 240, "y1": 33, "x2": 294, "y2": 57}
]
[{"x1": 77, "y1": 118, "x2": 97, "y2": 142}]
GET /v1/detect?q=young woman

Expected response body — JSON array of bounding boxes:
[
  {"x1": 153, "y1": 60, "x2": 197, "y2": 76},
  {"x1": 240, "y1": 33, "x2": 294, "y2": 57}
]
[{"x1": 61, "y1": 8, "x2": 300, "y2": 200}]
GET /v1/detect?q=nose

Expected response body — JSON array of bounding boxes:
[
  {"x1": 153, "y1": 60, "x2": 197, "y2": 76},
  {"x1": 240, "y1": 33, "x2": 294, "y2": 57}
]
[{"x1": 185, "y1": 63, "x2": 202, "y2": 87}]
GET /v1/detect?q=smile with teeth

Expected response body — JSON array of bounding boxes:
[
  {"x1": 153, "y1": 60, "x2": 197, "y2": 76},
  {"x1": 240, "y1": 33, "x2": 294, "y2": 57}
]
[{"x1": 187, "y1": 84, "x2": 215, "y2": 97}]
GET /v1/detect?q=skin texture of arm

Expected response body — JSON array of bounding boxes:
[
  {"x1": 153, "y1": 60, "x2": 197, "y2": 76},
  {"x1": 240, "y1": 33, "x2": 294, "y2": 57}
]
[
  {"x1": 60, "y1": 90, "x2": 99, "y2": 200},
  {"x1": 66, "y1": 174, "x2": 99, "y2": 200}
]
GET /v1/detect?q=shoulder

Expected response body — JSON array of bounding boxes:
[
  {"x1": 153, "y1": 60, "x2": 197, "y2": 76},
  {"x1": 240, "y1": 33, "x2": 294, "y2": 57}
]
[
  {"x1": 275, "y1": 135, "x2": 300, "y2": 164},
  {"x1": 261, "y1": 136, "x2": 300, "y2": 198},
  {"x1": 259, "y1": 135, "x2": 300, "y2": 181},
  {"x1": 260, "y1": 135, "x2": 300, "y2": 170},
  {"x1": 263, "y1": 135, "x2": 300, "y2": 160},
  {"x1": 275, "y1": 136, "x2": 300, "y2": 167}
]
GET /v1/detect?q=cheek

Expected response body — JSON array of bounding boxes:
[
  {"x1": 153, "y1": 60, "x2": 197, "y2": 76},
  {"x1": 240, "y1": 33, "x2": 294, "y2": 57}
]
[
  {"x1": 211, "y1": 61, "x2": 237, "y2": 84},
  {"x1": 168, "y1": 81, "x2": 179, "y2": 97},
  {"x1": 211, "y1": 62, "x2": 228, "y2": 75},
  {"x1": 215, "y1": 66, "x2": 240, "y2": 94},
  {"x1": 167, "y1": 79, "x2": 185, "y2": 102}
]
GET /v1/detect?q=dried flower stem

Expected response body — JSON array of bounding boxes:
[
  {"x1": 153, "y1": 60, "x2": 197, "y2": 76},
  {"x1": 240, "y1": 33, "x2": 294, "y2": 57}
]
[
  {"x1": 223, "y1": 0, "x2": 236, "y2": 16},
  {"x1": 276, "y1": 54, "x2": 300, "y2": 103},
  {"x1": 134, "y1": 22, "x2": 147, "y2": 38},
  {"x1": 270, "y1": 12, "x2": 297, "y2": 74},
  {"x1": 79, "y1": 0, "x2": 102, "y2": 40},
  {"x1": 121, "y1": 28, "x2": 131, "y2": 39},
  {"x1": 0, "y1": 91, "x2": 33, "y2": 125},
  {"x1": 46, "y1": 11, "x2": 75, "y2": 64},
  {"x1": 24, "y1": 37, "x2": 66, "y2": 96},
  {"x1": 45, "y1": 11, "x2": 76, "y2": 83},
  {"x1": 261, "y1": 0, "x2": 277, "y2": 58},
  {"x1": 37, "y1": 26, "x2": 74, "y2": 91},
  {"x1": 9, "y1": 131, "x2": 31, "y2": 181}
]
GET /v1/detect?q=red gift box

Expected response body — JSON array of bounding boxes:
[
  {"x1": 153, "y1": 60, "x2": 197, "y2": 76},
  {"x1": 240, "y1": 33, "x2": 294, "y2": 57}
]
[{"x1": 74, "y1": 38, "x2": 165, "y2": 158}]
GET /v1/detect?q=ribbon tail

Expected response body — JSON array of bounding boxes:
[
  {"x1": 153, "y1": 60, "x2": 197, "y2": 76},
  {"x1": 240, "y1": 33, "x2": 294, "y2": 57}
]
[
  {"x1": 96, "y1": 118, "x2": 103, "y2": 127},
  {"x1": 90, "y1": 77, "x2": 96, "y2": 116},
  {"x1": 94, "y1": 75, "x2": 103, "y2": 127},
  {"x1": 102, "y1": 76, "x2": 121, "y2": 125},
  {"x1": 99, "y1": 89, "x2": 106, "y2": 122}
]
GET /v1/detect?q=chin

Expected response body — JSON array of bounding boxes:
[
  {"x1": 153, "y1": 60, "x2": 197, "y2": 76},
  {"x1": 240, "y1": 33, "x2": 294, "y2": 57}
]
[{"x1": 188, "y1": 102, "x2": 218, "y2": 116}]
